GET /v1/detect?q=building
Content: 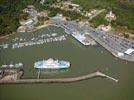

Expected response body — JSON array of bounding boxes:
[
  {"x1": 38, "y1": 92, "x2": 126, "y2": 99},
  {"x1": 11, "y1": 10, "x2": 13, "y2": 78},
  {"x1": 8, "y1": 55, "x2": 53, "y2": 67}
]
[
  {"x1": 105, "y1": 10, "x2": 116, "y2": 22},
  {"x1": 38, "y1": 11, "x2": 48, "y2": 17},
  {"x1": 98, "y1": 24, "x2": 111, "y2": 32},
  {"x1": 117, "y1": 52, "x2": 124, "y2": 57},
  {"x1": 20, "y1": 19, "x2": 34, "y2": 26},
  {"x1": 124, "y1": 48, "x2": 134, "y2": 55},
  {"x1": 17, "y1": 26, "x2": 27, "y2": 32},
  {"x1": 51, "y1": 1, "x2": 82, "y2": 12},
  {"x1": 53, "y1": 14, "x2": 66, "y2": 20}
]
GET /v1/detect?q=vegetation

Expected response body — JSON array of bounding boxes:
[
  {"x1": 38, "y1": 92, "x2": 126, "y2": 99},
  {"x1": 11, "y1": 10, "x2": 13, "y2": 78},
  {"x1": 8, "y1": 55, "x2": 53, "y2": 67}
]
[
  {"x1": 90, "y1": 12, "x2": 109, "y2": 28},
  {"x1": 35, "y1": 16, "x2": 49, "y2": 26},
  {"x1": 123, "y1": 33, "x2": 130, "y2": 38},
  {"x1": 0, "y1": 0, "x2": 81, "y2": 36},
  {"x1": 0, "y1": 0, "x2": 134, "y2": 36},
  {"x1": 72, "y1": 0, "x2": 134, "y2": 33},
  {"x1": 0, "y1": 0, "x2": 38, "y2": 36},
  {"x1": 48, "y1": 7, "x2": 85, "y2": 20}
]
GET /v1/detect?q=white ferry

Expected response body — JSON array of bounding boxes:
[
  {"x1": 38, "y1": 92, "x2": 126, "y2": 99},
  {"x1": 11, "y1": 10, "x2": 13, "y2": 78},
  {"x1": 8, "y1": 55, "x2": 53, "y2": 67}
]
[{"x1": 34, "y1": 58, "x2": 70, "y2": 69}]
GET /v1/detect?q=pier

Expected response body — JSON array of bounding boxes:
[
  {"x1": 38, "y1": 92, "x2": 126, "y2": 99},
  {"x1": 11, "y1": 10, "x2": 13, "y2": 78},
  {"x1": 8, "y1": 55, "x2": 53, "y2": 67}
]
[
  {"x1": 51, "y1": 17, "x2": 97, "y2": 46},
  {"x1": 0, "y1": 71, "x2": 118, "y2": 84},
  {"x1": 0, "y1": 35, "x2": 66, "y2": 50}
]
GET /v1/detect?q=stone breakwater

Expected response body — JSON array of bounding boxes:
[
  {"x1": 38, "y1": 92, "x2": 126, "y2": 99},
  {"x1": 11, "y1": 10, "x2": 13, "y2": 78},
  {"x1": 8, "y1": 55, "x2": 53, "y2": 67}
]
[{"x1": 0, "y1": 71, "x2": 118, "y2": 84}]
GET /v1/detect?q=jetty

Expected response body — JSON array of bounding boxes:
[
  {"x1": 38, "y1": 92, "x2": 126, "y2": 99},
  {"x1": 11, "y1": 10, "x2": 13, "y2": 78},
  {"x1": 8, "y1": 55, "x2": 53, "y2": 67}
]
[{"x1": 0, "y1": 71, "x2": 118, "y2": 84}]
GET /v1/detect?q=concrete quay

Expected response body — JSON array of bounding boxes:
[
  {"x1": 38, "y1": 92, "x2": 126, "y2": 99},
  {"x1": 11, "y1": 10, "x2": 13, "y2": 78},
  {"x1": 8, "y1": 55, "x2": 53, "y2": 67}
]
[
  {"x1": 51, "y1": 17, "x2": 97, "y2": 46},
  {"x1": 51, "y1": 17, "x2": 134, "y2": 62},
  {"x1": 87, "y1": 28, "x2": 134, "y2": 62}
]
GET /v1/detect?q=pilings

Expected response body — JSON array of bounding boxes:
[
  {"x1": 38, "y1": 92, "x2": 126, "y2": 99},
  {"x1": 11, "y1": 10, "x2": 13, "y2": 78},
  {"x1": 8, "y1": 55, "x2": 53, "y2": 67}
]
[{"x1": 0, "y1": 71, "x2": 118, "y2": 84}]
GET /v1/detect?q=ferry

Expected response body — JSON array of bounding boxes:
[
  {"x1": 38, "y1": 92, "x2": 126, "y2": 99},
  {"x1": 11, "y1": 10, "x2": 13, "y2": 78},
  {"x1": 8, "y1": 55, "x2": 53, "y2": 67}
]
[{"x1": 34, "y1": 58, "x2": 70, "y2": 69}]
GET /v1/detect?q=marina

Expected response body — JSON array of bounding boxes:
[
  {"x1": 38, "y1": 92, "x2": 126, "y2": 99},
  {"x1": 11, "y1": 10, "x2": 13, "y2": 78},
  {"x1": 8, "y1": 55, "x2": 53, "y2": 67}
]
[
  {"x1": 0, "y1": 34, "x2": 66, "y2": 49},
  {"x1": 0, "y1": 24, "x2": 134, "y2": 100},
  {"x1": 0, "y1": 27, "x2": 67, "y2": 49},
  {"x1": 11, "y1": 35, "x2": 66, "y2": 49},
  {"x1": 0, "y1": 0, "x2": 134, "y2": 100}
]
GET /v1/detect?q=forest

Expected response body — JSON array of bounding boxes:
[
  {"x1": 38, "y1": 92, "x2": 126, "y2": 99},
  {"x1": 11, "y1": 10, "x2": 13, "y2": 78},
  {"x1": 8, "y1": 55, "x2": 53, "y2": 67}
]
[{"x1": 0, "y1": 0, "x2": 134, "y2": 36}]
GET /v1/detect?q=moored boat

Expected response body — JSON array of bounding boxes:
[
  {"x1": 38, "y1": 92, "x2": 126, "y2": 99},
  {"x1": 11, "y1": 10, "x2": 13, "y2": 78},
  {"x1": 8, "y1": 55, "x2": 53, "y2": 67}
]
[{"x1": 34, "y1": 58, "x2": 70, "y2": 69}]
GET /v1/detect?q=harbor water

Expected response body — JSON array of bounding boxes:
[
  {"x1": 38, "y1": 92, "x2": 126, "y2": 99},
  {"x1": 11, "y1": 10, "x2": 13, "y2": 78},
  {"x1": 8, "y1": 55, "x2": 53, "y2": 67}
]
[{"x1": 0, "y1": 26, "x2": 134, "y2": 100}]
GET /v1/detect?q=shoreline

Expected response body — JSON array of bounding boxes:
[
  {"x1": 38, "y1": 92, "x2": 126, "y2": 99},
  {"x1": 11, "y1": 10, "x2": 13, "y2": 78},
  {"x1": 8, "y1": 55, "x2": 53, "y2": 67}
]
[
  {"x1": 88, "y1": 30, "x2": 134, "y2": 62},
  {"x1": 0, "y1": 20, "x2": 54, "y2": 40},
  {"x1": 50, "y1": 18, "x2": 134, "y2": 62},
  {"x1": 25, "y1": 21, "x2": 55, "y2": 33},
  {"x1": 0, "y1": 19, "x2": 134, "y2": 62},
  {"x1": 0, "y1": 71, "x2": 118, "y2": 84},
  {"x1": 88, "y1": 31, "x2": 134, "y2": 62},
  {"x1": 0, "y1": 32, "x2": 16, "y2": 40}
]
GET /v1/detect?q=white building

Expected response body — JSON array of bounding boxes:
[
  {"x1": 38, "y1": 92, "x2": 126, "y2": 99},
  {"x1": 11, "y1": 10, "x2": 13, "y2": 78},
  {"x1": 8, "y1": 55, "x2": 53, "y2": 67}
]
[
  {"x1": 53, "y1": 14, "x2": 66, "y2": 20},
  {"x1": 105, "y1": 10, "x2": 116, "y2": 21},
  {"x1": 124, "y1": 48, "x2": 134, "y2": 55},
  {"x1": 20, "y1": 19, "x2": 34, "y2": 26},
  {"x1": 98, "y1": 24, "x2": 111, "y2": 32},
  {"x1": 117, "y1": 52, "x2": 124, "y2": 57},
  {"x1": 17, "y1": 26, "x2": 27, "y2": 32}
]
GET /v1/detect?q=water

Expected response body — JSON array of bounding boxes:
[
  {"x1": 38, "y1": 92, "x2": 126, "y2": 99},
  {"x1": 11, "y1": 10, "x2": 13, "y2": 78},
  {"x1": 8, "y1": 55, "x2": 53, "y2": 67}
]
[{"x1": 0, "y1": 26, "x2": 134, "y2": 100}]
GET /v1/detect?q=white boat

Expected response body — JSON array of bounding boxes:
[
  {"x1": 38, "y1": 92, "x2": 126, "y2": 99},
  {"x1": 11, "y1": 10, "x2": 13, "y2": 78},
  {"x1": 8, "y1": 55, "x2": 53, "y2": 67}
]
[
  {"x1": 1, "y1": 63, "x2": 23, "y2": 68},
  {"x1": 9, "y1": 64, "x2": 14, "y2": 68},
  {"x1": 1, "y1": 65, "x2": 8, "y2": 68},
  {"x1": 52, "y1": 33, "x2": 57, "y2": 37},
  {"x1": 3, "y1": 44, "x2": 9, "y2": 48},
  {"x1": 34, "y1": 58, "x2": 70, "y2": 69},
  {"x1": 14, "y1": 63, "x2": 23, "y2": 68}
]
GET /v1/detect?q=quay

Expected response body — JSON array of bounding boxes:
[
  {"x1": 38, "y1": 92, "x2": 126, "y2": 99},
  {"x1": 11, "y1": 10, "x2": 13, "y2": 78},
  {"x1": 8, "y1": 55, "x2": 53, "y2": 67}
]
[
  {"x1": 0, "y1": 71, "x2": 118, "y2": 84},
  {"x1": 51, "y1": 17, "x2": 134, "y2": 62},
  {"x1": 88, "y1": 29, "x2": 134, "y2": 62},
  {"x1": 51, "y1": 17, "x2": 97, "y2": 46}
]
